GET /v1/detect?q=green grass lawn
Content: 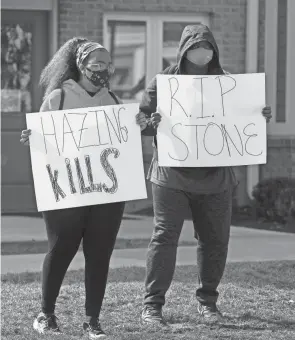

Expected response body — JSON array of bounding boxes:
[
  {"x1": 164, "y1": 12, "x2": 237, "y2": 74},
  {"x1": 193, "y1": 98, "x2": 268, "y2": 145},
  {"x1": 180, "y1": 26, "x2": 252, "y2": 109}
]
[{"x1": 2, "y1": 261, "x2": 295, "y2": 340}]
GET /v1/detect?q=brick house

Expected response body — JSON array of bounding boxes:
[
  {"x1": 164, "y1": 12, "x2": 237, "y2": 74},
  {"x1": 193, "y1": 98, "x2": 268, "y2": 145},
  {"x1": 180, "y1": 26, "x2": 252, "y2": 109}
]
[{"x1": 1, "y1": 0, "x2": 295, "y2": 213}]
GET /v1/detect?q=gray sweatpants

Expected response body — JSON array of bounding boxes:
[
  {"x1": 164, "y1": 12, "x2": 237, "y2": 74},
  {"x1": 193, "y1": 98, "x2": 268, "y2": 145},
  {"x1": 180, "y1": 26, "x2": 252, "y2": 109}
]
[{"x1": 144, "y1": 183, "x2": 232, "y2": 306}]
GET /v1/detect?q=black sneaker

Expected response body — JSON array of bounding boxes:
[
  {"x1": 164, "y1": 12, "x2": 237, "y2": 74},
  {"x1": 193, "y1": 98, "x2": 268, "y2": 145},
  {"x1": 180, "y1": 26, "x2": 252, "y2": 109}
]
[
  {"x1": 197, "y1": 303, "x2": 223, "y2": 321},
  {"x1": 83, "y1": 318, "x2": 107, "y2": 339},
  {"x1": 141, "y1": 304, "x2": 166, "y2": 325},
  {"x1": 33, "y1": 312, "x2": 61, "y2": 334}
]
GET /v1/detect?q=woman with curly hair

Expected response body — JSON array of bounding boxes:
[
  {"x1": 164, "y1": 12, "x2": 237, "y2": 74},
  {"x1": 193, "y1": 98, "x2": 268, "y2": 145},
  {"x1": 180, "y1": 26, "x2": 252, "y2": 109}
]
[{"x1": 20, "y1": 37, "x2": 147, "y2": 339}]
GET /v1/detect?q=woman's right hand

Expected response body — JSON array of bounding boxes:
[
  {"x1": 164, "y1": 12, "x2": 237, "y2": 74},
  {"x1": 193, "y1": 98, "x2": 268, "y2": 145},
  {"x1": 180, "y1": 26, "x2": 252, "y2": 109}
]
[
  {"x1": 20, "y1": 129, "x2": 31, "y2": 145},
  {"x1": 151, "y1": 112, "x2": 162, "y2": 129}
]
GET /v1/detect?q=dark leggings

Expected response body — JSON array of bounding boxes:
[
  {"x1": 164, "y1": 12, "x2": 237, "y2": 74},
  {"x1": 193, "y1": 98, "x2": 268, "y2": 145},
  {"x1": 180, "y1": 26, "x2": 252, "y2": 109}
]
[{"x1": 41, "y1": 201, "x2": 125, "y2": 317}]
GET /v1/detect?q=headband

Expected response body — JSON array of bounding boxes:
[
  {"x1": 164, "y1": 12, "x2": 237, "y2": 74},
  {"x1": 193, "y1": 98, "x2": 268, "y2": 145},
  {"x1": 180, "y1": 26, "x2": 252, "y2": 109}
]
[{"x1": 76, "y1": 42, "x2": 106, "y2": 69}]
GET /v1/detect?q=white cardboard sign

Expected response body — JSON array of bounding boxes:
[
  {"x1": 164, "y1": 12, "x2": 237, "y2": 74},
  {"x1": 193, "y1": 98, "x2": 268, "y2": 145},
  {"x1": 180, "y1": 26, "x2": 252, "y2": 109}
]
[
  {"x1": 157, "y1": 73, "x2": 267, "y2": 167},
  {"x1": 26, "y1": 103, "x2": 147, "y2": 211}
]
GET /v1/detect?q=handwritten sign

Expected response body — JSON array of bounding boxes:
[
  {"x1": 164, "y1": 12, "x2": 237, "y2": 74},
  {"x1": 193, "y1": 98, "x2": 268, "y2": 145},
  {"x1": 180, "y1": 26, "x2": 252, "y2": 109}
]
[
  {"x1": 157, "y1": 73, "x2": 267, "y2": 167},
  {"x1": 26, "y1": 103, "x2": 147, "y2": 211}
]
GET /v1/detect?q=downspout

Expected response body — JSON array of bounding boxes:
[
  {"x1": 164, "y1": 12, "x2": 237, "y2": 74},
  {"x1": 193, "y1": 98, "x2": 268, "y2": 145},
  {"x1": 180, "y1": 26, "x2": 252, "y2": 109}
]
[{"x1": 246, "y1": 0, "x2": 260, "y2": 199}]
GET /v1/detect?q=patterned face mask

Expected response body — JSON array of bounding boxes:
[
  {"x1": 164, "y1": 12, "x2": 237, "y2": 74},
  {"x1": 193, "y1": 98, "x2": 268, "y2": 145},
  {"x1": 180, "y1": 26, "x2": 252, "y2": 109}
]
[
  {"x1": 76, "y1": 42, "x2": 114, "y2": 88},
  {"x1": 84, "y1": 68, "x2": 110, "y2": 88}
]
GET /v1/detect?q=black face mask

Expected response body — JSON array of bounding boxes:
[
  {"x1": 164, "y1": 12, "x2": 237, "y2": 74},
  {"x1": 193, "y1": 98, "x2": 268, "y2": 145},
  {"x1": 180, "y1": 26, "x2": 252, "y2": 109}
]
[{"x1": 85, "y1": 68, "x2": 110, "y2": 88}]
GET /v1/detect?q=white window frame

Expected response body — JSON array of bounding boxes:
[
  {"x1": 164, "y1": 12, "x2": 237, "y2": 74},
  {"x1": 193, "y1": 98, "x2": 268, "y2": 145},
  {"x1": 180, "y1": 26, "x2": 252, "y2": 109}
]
[
  {"x1": 103, "y1": 13, "x2": 210, "y2": 86},
  {"x1": 264, "y1": 0, "x2": 295, "y2": 136},
  {"x1": 2, "y1": 0, "x2": 58, "y2": 57}
]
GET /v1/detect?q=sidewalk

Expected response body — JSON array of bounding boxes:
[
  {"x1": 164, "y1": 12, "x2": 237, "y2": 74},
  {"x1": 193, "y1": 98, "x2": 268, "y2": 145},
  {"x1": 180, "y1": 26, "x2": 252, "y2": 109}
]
[
  {"x1": 2, "y1": 215, "x2": 295, "y2": 274},
  {"x1": 2, "y1": 242, "x2": 295, "y2": 275},
  {"x1": 3, "y1": 214, "x2": 295, "y2": 243},
  {"x1": 1, "y1": 214, "x2": 195, "y2": 242}
]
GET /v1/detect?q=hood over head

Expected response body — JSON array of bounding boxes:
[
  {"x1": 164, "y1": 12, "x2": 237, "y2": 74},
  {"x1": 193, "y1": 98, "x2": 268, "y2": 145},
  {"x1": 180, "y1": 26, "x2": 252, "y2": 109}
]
[{"x1": 177, "y1": 24, "x2": 223, "y2": 75}]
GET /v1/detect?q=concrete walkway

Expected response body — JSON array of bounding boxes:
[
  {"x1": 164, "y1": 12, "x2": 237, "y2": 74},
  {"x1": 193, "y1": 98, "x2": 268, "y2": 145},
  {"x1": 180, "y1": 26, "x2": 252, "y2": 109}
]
[
  {"x1": 2, "y1": 215, "x2": 295, "y2": 274},
  {"x1": 2, "y1": 240, "x2": 295, "y2": 275},
  {"x1": 1, "y1": 214, "x2": 195, "y2": 242}
]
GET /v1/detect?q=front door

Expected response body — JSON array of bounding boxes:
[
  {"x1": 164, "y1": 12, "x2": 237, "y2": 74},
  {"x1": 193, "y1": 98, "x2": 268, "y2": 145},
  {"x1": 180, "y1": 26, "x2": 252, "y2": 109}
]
[{"x1": 1, "y1": 10, "x2": 49, "y2": 213}]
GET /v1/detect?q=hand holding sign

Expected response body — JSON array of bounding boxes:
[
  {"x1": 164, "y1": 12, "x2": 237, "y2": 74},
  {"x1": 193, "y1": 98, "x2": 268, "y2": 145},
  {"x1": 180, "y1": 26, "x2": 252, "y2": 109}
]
[
  {"x1": 20, "y1": 129, "x2": 31, "y2": 145},
  {"x1": 262, "y1": 106, "x2": 272, "y2": 122},
  {"x1": 135, "y1": 112, "x2": 148, "y2": 131},
  {"x1": 151, "y1": 112, "x2": 162, "y2": 129}
]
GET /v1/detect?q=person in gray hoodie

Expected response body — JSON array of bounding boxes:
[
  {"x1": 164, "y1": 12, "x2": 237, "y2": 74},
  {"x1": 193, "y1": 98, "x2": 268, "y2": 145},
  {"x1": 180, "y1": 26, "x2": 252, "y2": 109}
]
[
  {"x1": 139, "y1": 24, "x2": 272, "y2": 325},
  {"x1": 20, "y1": 38, "x2": 147, "y2": 339}
]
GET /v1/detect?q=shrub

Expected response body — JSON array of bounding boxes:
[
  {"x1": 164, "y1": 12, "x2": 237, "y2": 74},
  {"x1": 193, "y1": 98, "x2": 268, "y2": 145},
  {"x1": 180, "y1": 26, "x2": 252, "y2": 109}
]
[
  {"x1": 275, "y1": 187, "x2": 295, "y2": 225},
  {"x1": 252, "y1": 177, "x2": 295, "y2": 222}
]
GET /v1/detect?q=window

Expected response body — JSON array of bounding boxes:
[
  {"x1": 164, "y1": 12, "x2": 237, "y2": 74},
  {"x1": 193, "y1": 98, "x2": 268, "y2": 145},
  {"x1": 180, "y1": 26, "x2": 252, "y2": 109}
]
[
  {"x1": 1, "y1": 23, "x2": 32, "y2": 112},
  {"x1": 162, "y1": 21, "x2": 201, "y2": 68},
  {"x1": 104, "y1": 14, "x2": 209, "y2": 103},
  {"x1": 105, "y1": 20, "x2": 147, "y2": 102}
]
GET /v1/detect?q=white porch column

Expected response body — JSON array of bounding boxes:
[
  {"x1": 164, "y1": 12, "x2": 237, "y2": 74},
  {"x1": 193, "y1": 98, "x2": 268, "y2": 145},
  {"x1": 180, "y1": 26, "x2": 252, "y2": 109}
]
[
  {"x1": 245, "y1": 0, "x2": 260, "y2": 199},
  {"x1": 264, "y1": 0, "x2": 278, "y2": 129},
  {"x1": 266, "y1": 0, "x2": 295, "y2": 135},
  {"x1": 285, "y1": 0, "x2": 295, "y2": 133}
]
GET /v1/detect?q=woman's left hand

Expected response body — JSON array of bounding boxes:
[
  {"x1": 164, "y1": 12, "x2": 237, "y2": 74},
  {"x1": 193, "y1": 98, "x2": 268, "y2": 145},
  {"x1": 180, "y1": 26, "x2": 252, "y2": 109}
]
[
  {"x1": 262, "y1": 106, "x2": 272, "y2": 123},
  {"x1": 136, "y1": 112, "x2": 147, "y2": 131}
]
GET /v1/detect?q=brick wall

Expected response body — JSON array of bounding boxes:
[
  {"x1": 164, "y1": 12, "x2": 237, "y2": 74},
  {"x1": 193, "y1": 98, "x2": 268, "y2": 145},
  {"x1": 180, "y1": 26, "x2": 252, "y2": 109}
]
[{"x1": 59, "y1": 0, "x2": 247, "y2": 74}]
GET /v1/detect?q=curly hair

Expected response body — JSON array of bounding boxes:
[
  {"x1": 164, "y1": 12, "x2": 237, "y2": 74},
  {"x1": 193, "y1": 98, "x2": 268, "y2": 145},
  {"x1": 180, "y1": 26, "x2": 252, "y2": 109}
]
[{"x1": 39, "y1": 37, "x2": 89, "y2": 99}]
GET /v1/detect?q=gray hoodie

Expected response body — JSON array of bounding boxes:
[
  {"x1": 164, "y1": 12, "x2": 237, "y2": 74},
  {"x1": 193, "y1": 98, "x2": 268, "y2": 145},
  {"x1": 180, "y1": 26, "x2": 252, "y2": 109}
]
[
  {"x1": 140, "y1": 24, "x2": 238, "y2": 194},
  {"x1": 40, "y1": 79, "x2": 121, "y2": 112}
]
